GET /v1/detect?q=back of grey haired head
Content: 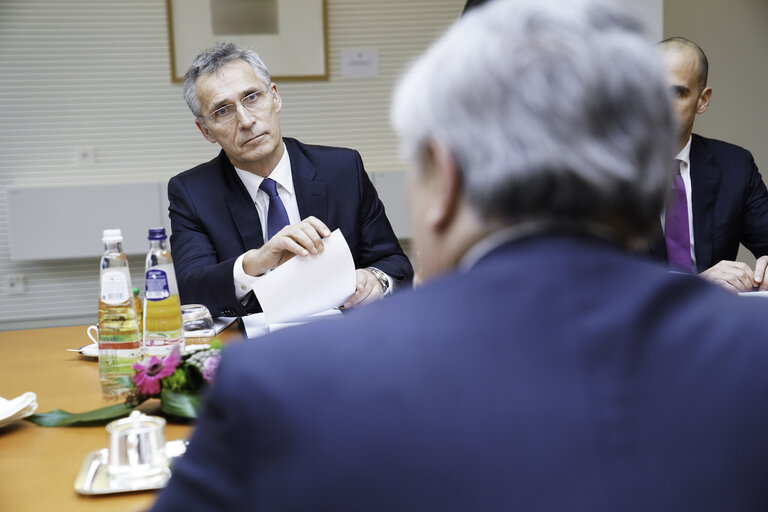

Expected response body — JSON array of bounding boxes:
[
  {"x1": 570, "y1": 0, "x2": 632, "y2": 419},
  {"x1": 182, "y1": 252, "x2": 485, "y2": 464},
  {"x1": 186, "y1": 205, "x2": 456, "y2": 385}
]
[
  {"x1": 182, "y1": 42, "x2": 271, "y2": 118},
  {"x1": 391, "y1": 0, "x2": 676, "y2": 243}
]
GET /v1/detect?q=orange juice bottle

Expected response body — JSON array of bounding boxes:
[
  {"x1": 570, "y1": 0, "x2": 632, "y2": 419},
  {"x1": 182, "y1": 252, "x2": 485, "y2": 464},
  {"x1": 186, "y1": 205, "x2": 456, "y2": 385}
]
[
  {"x1": 98, "y1": 229, "x2": 141, "y2": 399},
  {"x1": 142, "y1": 228, "x2": 184, "y2": 357}
]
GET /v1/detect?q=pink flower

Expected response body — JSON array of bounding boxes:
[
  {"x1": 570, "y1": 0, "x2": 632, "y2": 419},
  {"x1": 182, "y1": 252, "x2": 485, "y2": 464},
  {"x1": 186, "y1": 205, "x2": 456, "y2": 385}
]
[
  {"x1": 201, "y1": 353, "x2": 221, "y2": 383},
  {"x1": 132, "y1": 349, "x2": 181, "y2": 396}
]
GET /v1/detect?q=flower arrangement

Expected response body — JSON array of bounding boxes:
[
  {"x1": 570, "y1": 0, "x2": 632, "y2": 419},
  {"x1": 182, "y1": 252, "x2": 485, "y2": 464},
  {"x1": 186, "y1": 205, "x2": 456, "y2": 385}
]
[
  {"x1": 132, "y1": 342, "x2": 222, "y2": 397},
  {"x1": 127, "y1": 342, "x2": 222, "y2": 418},
  {"x1": 26, "y1": 341, "x2": 223, "y2": 427}
]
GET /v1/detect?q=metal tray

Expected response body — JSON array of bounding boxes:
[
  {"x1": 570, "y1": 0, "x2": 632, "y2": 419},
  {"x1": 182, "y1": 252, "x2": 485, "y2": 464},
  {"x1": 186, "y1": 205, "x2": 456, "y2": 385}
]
[{"x1": 74, "y1": 439, "x2": 187, "y2": 495}]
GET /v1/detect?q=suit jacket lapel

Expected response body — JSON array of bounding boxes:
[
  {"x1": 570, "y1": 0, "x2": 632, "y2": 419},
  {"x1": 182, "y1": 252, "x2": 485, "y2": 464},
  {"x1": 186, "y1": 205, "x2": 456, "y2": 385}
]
[
  {"x1": 690, "y1": 135, "x2": 720, "y2": 272},
  {"x1": 648, "y1": 226, "x2": 667, "y2": 262},
  {"x1": 285, "y1": 138, "x2": 328, "y2": 221},
  {"x1": 218, "y1": 151, "x2": 265, "y2": 250}
]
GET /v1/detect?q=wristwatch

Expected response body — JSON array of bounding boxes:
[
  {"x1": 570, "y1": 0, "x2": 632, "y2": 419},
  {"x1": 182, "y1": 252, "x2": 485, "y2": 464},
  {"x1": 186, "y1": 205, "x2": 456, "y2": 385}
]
[{"x1": 366, "y1": 267, "x2": 390, "y2": 293}]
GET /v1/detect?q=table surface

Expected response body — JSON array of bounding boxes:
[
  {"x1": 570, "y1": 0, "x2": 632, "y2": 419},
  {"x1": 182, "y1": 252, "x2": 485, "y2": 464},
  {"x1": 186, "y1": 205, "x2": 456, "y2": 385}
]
[{"x1": 0, "y1": 324, "x2": 242, "y2": 512}]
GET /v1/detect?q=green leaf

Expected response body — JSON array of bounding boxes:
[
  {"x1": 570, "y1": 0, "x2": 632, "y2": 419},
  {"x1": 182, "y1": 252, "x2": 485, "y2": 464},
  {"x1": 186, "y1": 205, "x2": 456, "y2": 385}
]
[
  {"x1": 24, "y1": 400, "x2": 145, "y2": 427},
  {"x1": 160, "y1": 389, "x2": 203, "y2": 419}
]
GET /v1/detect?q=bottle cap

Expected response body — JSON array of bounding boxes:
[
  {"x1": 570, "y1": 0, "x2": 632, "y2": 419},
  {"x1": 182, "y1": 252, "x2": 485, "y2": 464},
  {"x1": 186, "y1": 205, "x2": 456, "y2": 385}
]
[
  {"x1": 147, "y1": 227, "x2": 167, "y2": 240},
  {"x1": 102, "y1": 229, "x2": 123, "y2": 243}
]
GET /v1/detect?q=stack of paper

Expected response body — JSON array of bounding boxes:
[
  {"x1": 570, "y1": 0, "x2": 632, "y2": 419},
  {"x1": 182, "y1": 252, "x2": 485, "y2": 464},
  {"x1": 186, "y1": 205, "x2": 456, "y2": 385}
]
[{"x1": 0, "y1": 392, "x2": 38, "y2": 429}]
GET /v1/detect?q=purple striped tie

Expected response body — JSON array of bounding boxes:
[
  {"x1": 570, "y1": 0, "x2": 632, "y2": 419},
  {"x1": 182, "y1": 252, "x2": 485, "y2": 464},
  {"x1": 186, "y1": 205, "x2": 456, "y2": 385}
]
[
  {"x1": 664, "y1": 160, "x2": 692, "y2": 272},
  {"x1": 259, "y1": 178, "x2": 290, "y2": 240}
]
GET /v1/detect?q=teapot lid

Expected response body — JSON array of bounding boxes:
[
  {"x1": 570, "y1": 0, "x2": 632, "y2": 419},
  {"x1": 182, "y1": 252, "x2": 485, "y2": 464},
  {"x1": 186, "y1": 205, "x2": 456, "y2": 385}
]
[{"x1": 106, "y1": 410, "x2": 166, "y2": 434}]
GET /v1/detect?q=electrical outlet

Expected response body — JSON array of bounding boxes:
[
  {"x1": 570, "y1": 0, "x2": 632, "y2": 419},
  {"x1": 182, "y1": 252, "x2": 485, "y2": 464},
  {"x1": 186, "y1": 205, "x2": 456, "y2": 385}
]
[
  {"x1": 8, "y1": 274, "x2": 25, "y2": 294},
  {"x1": 74, "y1": 147, "x2": 96, "y2": 166}
]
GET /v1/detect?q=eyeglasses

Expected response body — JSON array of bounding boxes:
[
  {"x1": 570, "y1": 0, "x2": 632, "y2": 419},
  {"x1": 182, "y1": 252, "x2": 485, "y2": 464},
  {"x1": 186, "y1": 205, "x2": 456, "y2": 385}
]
[{"x1": 204, "y1": 89, "x2": 271, "y2": 125}]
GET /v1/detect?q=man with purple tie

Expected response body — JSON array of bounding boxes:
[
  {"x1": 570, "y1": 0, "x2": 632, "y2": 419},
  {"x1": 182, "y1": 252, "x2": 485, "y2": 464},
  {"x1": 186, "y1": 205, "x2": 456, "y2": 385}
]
[
  {"x1": 168, "y1": 43, "x2": 412, "y2": 317},
  {"x1": 653, "y1": 37, "x2": 768, "y2": 291}
]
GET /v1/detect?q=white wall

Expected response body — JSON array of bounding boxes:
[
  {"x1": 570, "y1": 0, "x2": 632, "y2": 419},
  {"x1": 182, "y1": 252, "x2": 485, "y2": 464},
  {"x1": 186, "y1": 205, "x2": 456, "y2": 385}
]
[{"x1": 616, "y1": 0, "x2": 664, "y2": 42}]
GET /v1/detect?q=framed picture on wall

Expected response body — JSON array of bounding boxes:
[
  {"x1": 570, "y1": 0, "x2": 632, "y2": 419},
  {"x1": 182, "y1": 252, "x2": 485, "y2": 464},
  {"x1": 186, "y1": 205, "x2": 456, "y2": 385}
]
[{"x1": 167, "y1": 0, "x2": 328, "y2": 82}]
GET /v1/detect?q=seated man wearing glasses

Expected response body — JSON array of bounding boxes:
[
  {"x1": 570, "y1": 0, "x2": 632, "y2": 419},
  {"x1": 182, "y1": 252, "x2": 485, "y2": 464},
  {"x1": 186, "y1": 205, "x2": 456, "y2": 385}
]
[{"x1": 169, "y1": 43, "x2": 413, "y2": 317}]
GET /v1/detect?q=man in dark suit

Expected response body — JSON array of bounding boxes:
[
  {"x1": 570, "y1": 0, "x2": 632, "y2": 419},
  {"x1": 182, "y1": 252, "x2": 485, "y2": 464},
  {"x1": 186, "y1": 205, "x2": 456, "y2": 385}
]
[
  {"x1": 653, "y1": 37, "x2": 768, "y2": 291},
  {"x1": 152, "y1": 1, "x2": 768, "y2": 510},
  {"x1": 169, "y1": 43, "x2": 412, "y2": 317}
]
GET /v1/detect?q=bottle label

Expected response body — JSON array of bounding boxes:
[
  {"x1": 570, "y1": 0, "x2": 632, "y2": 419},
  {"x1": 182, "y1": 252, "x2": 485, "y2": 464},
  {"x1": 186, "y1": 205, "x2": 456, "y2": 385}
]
[
  {"x1": 100, "y1": 270, "x2": 131, "y2": 305},
  {"x1": 145, "y1": 269, "x2": 171, "y2": 301}
]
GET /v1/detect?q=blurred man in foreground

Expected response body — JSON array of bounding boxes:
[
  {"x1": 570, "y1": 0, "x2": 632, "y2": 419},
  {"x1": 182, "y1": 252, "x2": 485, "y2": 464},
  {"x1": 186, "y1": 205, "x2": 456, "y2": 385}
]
[
  {"x1": 652, "y1": 37, "x2": 768, "y2": 291},
  {"x1": 152, "y1": 1, "x2": 768, "y2": 510}
]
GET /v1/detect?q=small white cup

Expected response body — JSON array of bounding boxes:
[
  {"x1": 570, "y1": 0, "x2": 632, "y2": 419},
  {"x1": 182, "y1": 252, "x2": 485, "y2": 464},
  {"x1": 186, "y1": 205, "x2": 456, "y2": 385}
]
[{"x1": 86, "y1": 325, "x2": 98, "y2": 344}]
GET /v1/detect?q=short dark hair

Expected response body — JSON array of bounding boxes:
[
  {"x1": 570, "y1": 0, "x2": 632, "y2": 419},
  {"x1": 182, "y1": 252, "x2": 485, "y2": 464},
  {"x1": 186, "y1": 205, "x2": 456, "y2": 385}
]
[{"x1": 658, "y1": 36, "x2": 709, "y2": 91}]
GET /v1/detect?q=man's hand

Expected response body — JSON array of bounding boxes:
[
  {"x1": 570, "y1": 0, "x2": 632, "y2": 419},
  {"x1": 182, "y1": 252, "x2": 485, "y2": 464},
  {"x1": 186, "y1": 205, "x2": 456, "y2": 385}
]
[
  {"x1": 700, "y1": 260, "x2": 758, "y2": 292},
  {"x1": 242, "y1": 216, "x2": 331, "y2": 277},
  {"x1": 753, "y1": 255, "x2": 768, "y2": 290},
  {"x1": 343, "y1": 269, "x2": 385, "y2": 309}
]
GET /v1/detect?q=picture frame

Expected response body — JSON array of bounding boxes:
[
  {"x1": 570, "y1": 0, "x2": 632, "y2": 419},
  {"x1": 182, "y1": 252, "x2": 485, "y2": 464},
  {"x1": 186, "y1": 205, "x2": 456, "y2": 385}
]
[{"x1": 167, "y1": 0, "x2": 328, "y2": 83}]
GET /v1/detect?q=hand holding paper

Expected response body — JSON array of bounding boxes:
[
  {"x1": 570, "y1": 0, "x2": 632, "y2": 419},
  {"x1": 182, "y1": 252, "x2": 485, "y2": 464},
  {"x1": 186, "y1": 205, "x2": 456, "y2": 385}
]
[
  {"x1": 242, "y1": 216, "x2": 332, "y2": 278},
  {"x1": 252, "y1": 229, "x2": 357, "y2": 324}
]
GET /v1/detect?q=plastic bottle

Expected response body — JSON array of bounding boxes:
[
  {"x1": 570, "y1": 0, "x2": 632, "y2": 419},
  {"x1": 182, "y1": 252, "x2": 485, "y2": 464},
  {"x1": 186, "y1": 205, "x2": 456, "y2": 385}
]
[
  {"x1": 143, "y1": 227, "x2": 185, "y2": 357},
  {"x1": 98, "y1": 228, "x2": 142, "y2": 400}
]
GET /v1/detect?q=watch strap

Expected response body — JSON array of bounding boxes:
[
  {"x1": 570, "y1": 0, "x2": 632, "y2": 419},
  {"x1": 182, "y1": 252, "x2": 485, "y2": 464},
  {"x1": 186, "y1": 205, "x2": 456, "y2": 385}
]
[{"x1": 366, "y1": 267, "x2": 390, "y2": 293}]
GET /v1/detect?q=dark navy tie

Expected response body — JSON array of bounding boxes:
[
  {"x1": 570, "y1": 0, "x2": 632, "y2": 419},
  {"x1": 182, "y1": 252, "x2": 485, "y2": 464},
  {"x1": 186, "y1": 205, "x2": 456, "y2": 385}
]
[
  {"x1": 259, "y1": 178, "x2": 290, "y2": 240},
  {"x1": 664, "y1": 160, "x2": 692, "y2": 272}
]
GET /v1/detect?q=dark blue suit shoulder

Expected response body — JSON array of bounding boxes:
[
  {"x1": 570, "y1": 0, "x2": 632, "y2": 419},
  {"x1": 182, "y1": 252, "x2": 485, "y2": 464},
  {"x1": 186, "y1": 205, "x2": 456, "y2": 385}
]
[
  {"x1": 692, "y1": 133, "x2": 755, "y2": 161},
  {"x1": 284, "y1": 138, "x2": 363, "y2": 176}
]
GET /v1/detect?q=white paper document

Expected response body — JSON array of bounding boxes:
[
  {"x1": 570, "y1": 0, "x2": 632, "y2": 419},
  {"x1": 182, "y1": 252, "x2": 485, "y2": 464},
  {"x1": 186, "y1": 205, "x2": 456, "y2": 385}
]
[
  {"x1": 252, "y1": 229, "x2": 357, "y2": 324},
  {"x1": 738, "y1": 291, "x2": 768, "y2": 298},
  {"x1": 213, "y1": 316, "x2": 237, "y2": 334},
  {"x1": 239, "y1": 309, "x2": 343, "y2": 339}
]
